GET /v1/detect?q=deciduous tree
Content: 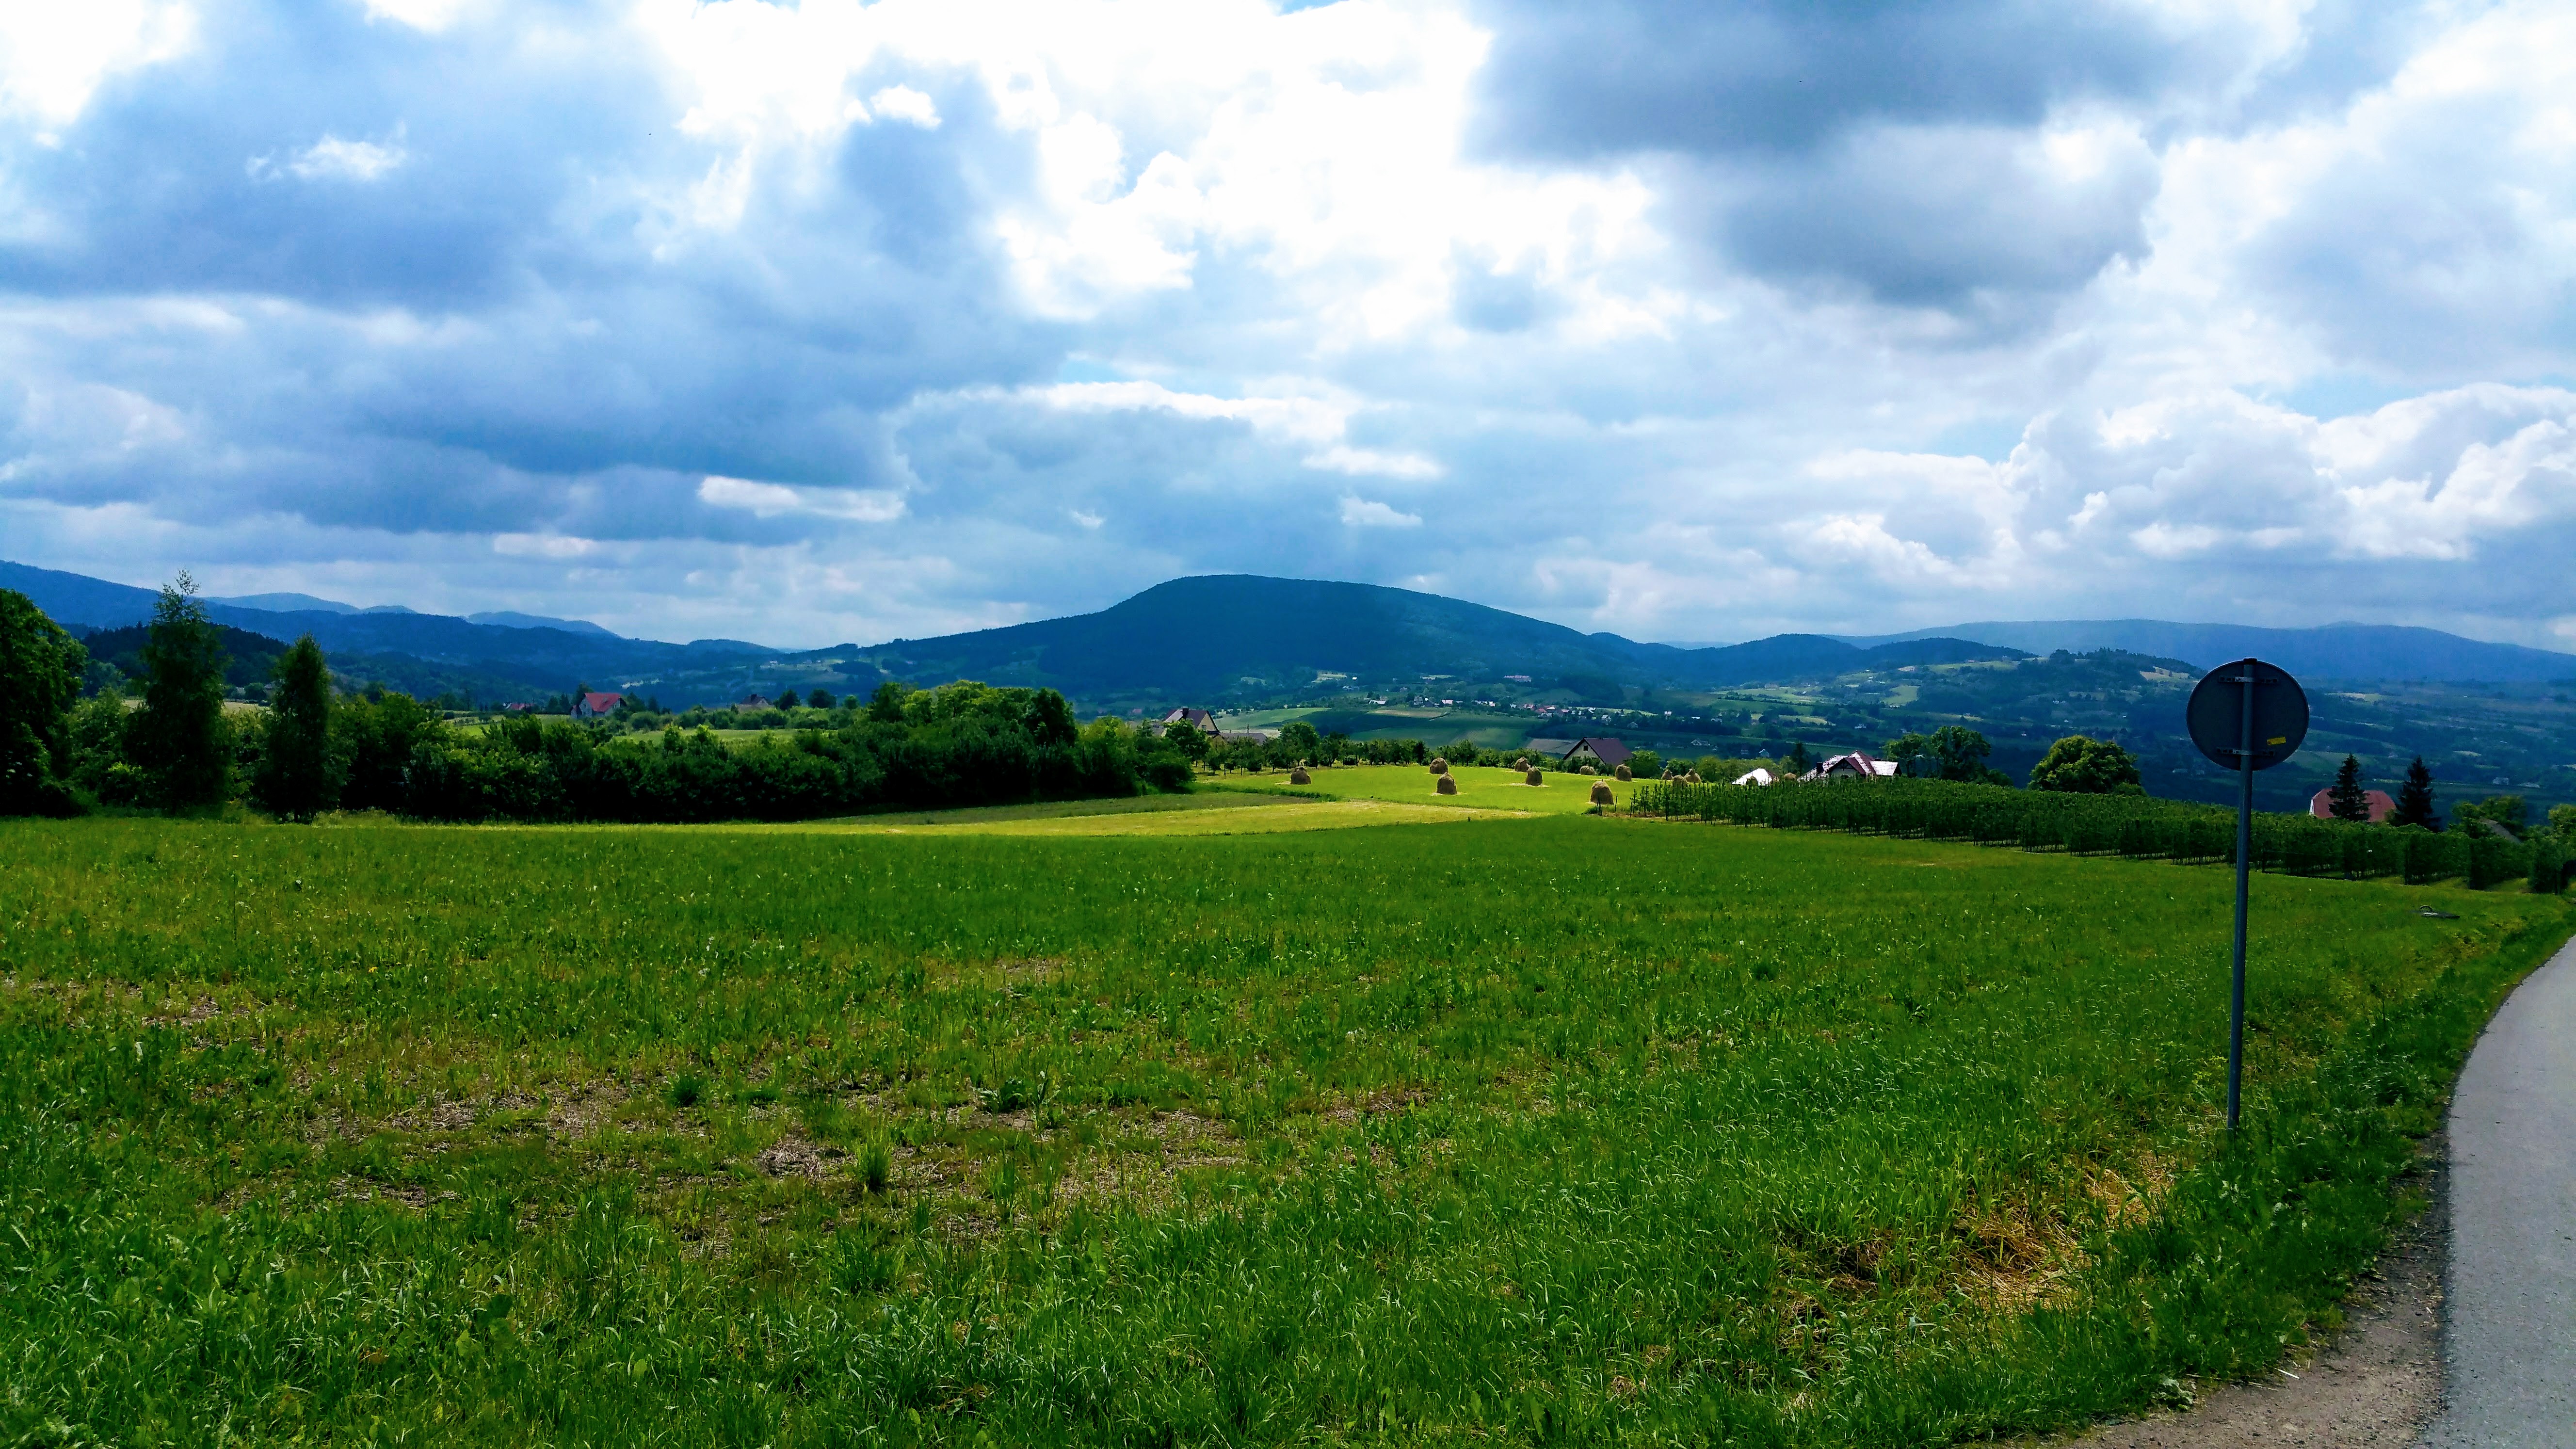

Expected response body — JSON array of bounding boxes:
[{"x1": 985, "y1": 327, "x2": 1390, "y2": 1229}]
[
  {"x1": 253, "y1": 634, "x2": 342, "y2": 821},
  {"x1": 2028, "y1": 735, "x2": 2143, "y2": 794},
  {"x1": 0, "y1": 589, "x2": 87, "y2": 816}
]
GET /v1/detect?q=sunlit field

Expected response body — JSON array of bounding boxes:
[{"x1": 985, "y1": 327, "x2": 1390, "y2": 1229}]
[
  {"x1": 0, "y1": 815, "x2": 2564, "y2": 1445},
  {"x1": 1215, "y1": 761, "x2": 1638, "y2": 816}
]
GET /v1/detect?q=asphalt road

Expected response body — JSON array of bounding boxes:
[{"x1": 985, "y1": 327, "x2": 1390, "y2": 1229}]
[{"x1": 2424, "y1": 934, "x2": 2576, "y2": 1448}]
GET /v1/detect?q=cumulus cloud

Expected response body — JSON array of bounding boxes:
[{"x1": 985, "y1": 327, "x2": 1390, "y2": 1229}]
[{"x1": 0, "y1": 0, "x2": 2572, "y2": 652}]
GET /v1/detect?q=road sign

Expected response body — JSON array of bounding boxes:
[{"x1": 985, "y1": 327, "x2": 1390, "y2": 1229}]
[
  {"x1": 2186, "y1": 659, "x2": 2308, "y2": 770},
  {"x1": 2185, "y1": 658, "x2": 2308, "y2": 1132}
]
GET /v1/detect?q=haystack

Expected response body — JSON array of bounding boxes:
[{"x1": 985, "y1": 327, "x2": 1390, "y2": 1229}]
[
  {"x1": 1683, "y1": 772, "x2": 1703, "y2": 784},
  {"x1": 1428, "y1": 757, "x2": 1449, "y2": 775},
  {"x1": 1525, "y1": 768, "x2": 1544, "y2": 786},
  {"x1": 1288, "y1": 766, "x2": 1312, "y2": 785},
  {"x1": 1579, "y1": 764, "x2": 1597, "y2": 776},
  {"x1": 1435, "y1": 774, "x2": 1458, "y2": 795},
  {"x1": 1589, "y1": 781, "x2": 1614, "y2": 805},
  {"x1": 1613, "y1": 763, "x2": 1632, "y2": 781}
]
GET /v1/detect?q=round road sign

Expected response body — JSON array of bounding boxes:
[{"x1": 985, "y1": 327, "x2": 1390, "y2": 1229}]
[{"x1": 2186, "y1": 659, "x2": 2308, "y2": 771}]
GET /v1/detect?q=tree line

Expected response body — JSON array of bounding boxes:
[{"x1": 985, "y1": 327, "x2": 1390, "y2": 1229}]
[{"x1": 0, "y1": 582, "x2": 1192, "y2": 822}]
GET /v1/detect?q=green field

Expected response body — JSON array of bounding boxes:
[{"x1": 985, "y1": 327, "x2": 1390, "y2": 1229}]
[
  {"x1": 0, "y1": 816, "x2": 2566, "y2": 1445},
  {"x1": 1216, "y1": 762, "x2": 1639, "y2": 815}
]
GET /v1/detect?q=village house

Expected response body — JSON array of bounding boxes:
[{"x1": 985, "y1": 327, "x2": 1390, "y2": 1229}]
[
  {"x1": 2309, "y1": 787, "x2": 2397, "y2": 823},
  {"x1": 1161, "y1": 707, "x2": 1219, "y2": 733},
  {"x1": 1803, "y1": 751, "x2": 1899, "y2": 782},
  {"x1": 1562, "y1": 738, "x2": 1634, "y2": 770},
  {"x1": 733, "y1": 694, "x2": 771, "y2": 712},
  {"x1": 571, "y1": 691, "x2": 625, "y2": 720}
]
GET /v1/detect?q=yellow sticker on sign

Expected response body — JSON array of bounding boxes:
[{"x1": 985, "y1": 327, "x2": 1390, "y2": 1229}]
[{"x1": 2268, "y1": 736, "x2": 2287, "y2": 745}]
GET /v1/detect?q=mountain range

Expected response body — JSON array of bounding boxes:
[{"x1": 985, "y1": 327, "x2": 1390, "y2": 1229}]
[{"x1": 7, "y1": 560, "x2": 2572, "y2": 708}]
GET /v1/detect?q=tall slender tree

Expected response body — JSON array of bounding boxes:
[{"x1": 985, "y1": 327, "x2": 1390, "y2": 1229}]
[
  {"x1": 253, "y1": 634, "x2": 341, "y2": 821},
  {"x1": 130, "y1": 572, "x2": 232, "y2": 809},
  {"x1": 2392, "y1": 755, "x2": 2439, "y2": 830},
  {"x1": 2328, "y1": 754, "x2": 2372, "y2": 822}
]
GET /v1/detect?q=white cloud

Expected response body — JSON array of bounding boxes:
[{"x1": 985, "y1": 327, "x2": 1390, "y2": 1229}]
[
  {"x1": 357, "y1": 0, "x2": 484, "y2": 32},
  {"x1": 1027, "y1": 379, "x2": 1442, "y2": 479},
  {"x1": 0, "y1": 0, "x2": 194, "y2": 129},
  {"x1": 866, "y1": 84, "x2": 938, "y2": 128},
  {"x1": 1338, "y1": 496, "x2": 1421, "y2": 528},
  {"x1": 251, "y1": 130, "x2": 409, "y2": 183},
  {"x1": 699, "y1": 475, "x2": 906, "y2": 523}
]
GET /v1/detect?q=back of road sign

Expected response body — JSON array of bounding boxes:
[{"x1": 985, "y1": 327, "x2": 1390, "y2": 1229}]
[{"x1": 2186, "y1": 659, "x2": 2308, "y2": 771}]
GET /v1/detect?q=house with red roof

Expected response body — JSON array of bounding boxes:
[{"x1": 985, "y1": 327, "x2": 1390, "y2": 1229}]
[
  {"x1": 2310, "y1": 787, "x2": 2396, "y2": 823},
  {"x1": 571, "y1": 691, "x2": 625, "y2": 719}
]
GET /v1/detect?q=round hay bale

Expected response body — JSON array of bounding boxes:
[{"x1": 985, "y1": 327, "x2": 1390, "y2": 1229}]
[
  {"x1": 1613, "y1": 763, "x2": 1632, "y2": 781},
  {"x1": 1589, "y1": 781, "x2": 1614, "y2": 805},
  {"x1": 1288, "y1": 766, "x2": 1312, "y2": 784},
  {"x1": 1579, "y1": 764, "x2": 1597, "y2": 776},
  {"x1": 1435, "y1": 773, "x2": 1458, "y2": 795},
  {"x1": 1525, "y1": 768, "x2": 1544, "y2": 786},
  {"x1": 1428, "y1": 757, "x2": 1449, "y2": 775}
]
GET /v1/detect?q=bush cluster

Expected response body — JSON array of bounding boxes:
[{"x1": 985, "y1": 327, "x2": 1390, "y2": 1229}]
[{"x1": 1629, "y1": 776, "x2": 2560, "y2": 890}]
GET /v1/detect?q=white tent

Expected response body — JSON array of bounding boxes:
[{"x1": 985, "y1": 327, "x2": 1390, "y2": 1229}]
[{"x1": 1732, "y1": 767, "x2": 1774, "y2": 787}]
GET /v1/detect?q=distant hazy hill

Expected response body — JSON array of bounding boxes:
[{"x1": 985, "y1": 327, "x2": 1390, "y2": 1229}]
[
  {"x1": 858, "y1": 575, "x2": 2022, "y2": 699},
  {"x1": 0, "y1": 559, "x2": 773, "y2": 701},
  {"x1": 1845, "y1": 619, "x2": 2576, "y2": 684}
]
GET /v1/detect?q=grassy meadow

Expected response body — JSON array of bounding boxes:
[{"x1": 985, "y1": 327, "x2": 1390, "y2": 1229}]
[
  {"x1": 0, "y1": 814, "x2": 2566, "y2": 1446},
  {"x1": 1216, "y1": 761, "x2": 1638, "y2": 816}
]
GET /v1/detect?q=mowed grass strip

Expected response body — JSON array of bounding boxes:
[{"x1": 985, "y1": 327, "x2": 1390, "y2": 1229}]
[{"x1": 0, "y1": 817, "x2": 2565, "y2": 1446}]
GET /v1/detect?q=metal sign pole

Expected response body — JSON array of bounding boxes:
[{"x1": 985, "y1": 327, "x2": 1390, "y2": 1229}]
[
  {"x1": 2186, "y1": 656, "x2": 2305, "y2": 1138},
  {"x1": 2228, "y1": 660, "x2": 2254, "y2": 1133}
]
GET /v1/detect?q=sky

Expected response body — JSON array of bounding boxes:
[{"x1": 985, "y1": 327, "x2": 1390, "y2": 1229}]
[{"x1": 2, "y1": 0, "x2": 2573, "y2": 651}]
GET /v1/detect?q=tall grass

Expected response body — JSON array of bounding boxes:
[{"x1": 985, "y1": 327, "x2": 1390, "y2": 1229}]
[{"x1": 0, "y1": 817, "x2": 2565, "y2": 1445}]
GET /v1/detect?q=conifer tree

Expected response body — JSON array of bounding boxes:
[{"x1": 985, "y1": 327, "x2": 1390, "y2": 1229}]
[
  {"x1": 2392, "y1": 755, "x2": 2439, "y2": 830},
  {"x1": 2328, "y1": 754, "x2": 2371, "y2": 822},
  {"x1": 253, "y1": 634, "x2": 341, "y2": 821},
  {"x1": 129, "y1": 573, "x2": 232, "y2": 809}
]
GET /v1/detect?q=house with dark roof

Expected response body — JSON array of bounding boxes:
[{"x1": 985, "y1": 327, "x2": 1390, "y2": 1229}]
[
  {"x1": 1523, "y1": 737, "x2": 1578, "y2": 759},
  {"x1": 1562, "y1": 737, "x2": 1633, "y2": 769},
  {"x1": 1161, "y1": 707, "x2": 1219, "y2": 732},
  {"x1": 733, "y1": 694, "x2": 772, "y2": 712},
  {"x1": 2309, "y1": 787, "x2": 2396, "y2": 824},
  {"x1": 572, "y1": 691, "x2": 625, "y2": 720}
]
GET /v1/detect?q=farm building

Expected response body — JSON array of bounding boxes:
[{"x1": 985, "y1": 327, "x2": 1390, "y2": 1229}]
[
  {"x1": 1803, "y1": 751, "x2": 1899, "y2": 782},
  {"x1": 733, "y1": 694, "x2": 772, "y2": 712},
  {"x1": 1161, "y1": 707, "x2": 1219, "y2": 732},
  {"x1": 1562, "y1": 738, "x2": 1634, "y2": 770},
  {"x1": 1523, "y1": 738, "x2": 1578, "y2": 759},
  {"x1": 571, "y1": 691, "x2": 625, "y2": 719},
  {"x1": 2308, "y1": 787, "x2": 2396, "y2": 824},
  {"x1": 1733, "y1": 767, "x2": 1775, "y2": 787}
]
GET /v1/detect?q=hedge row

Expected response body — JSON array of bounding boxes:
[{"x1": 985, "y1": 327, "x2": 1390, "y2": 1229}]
[
  {"x1": 1626, "y1": 778, "x2": 2559, "y2": 891},
  {"x1": 400, "y1": 717, "x2": 1188, "y2": 824}
]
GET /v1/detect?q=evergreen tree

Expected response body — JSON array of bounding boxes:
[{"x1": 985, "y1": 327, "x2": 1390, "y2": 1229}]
[
  {"x1": 129, "y1": 573, "x2": 232, "y2": 809},
  {"x1": 253, "y1": 634, "x2": 341, "y2": 821},
  {"x1": 0, "y1": 589, "x2": 87, "y2": 816},
  {"x1": 2328, "y1": 754, "x2": 2372, "y2": 822},
  {"x1": 2392, "y1": 755, "x2": 2439, "y2": 830}
]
